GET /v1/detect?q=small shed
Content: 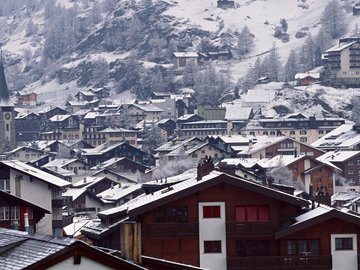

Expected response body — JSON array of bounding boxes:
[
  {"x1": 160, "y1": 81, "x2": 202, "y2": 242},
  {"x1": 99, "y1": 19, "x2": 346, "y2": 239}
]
[
  {"x1": 172, "y1": 52, "x2": 199, "y2": 69},
  {"x1": 295, "y1": 73, "x2": 320, "y2": 86}
]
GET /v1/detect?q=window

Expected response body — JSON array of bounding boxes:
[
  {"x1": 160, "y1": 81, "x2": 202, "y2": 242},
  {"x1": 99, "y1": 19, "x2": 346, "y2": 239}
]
[
  {"x1": 237, "y1": 240, "x2": 270, "y2": 256},
  {"x1": 300, "y1": 130, "x2": 307, "y2": 135},
  {"x1": 204, "y1": 241, "x2": 221, "y2": 253},
  {"x1": 0, "y1": 206, "x2": 9, "y2": 220},
  {"x1": 203, "y1": 205, "x2": 221, "y2": 218},
  {"x1": 335, "y1": 237, "x2": 353, "y2": 250},
  {"x1": 300, "y1": 137, "x2": 307, "y2": 143},
  {"x1": 0, "y1": 179, "x2": 10, "y2": 192},
  {"x1": 155, "y1": 206, "x2": 188, "y2": 223},
  {"x1": 236, "y1": 206, "x2": 269, "y2": 222},
  {"x1": 290, "y1": 131, "x2": 296, "y2": 135},
  {"x1": 11, "y1": 206, "x2": 20, "y2": 220},
  {"x1": 287, "y1": 239, "x2": 320, "y2": 255},
  {"x1": 318, "y1": 130, "x2": 324, "y2": 134},
  {"x1": 348, "y1": 160, "x2": 354, "y2": 166}
]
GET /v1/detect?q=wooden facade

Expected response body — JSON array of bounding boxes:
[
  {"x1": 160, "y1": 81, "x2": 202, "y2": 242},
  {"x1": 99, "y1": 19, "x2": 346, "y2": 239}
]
[{"x1": 127, "y1": 172, "x2": 360, "y2": 270}]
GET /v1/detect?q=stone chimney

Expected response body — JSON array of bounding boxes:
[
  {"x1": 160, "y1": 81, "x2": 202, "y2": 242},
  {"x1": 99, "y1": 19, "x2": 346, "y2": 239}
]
[{"x1": 197, "y1": 155, "x2": 214, "y2": 181}]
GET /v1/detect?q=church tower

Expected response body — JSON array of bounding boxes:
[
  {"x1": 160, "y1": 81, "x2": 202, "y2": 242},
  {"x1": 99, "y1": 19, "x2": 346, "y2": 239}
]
[{"x1": 0, "y1": 57, "x2": 15, "y2": 150}]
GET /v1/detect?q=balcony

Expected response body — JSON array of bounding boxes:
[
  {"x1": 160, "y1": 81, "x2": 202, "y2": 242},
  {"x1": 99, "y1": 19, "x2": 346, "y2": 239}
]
[
  {"x1": 227, "y1": 255, "x2": 332, "y2": 270},
  {"x1": 227, "y1": 222, "x2": 274, "y2": 237},
  {"x1": 146, "y1": 223, "x2": 198, "y2": 237}
]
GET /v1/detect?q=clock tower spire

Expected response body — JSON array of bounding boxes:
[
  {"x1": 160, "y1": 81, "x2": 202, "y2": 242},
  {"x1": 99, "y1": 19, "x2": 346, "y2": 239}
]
[{"x1": 0, "y1": 53, "x2": 15, "y2": 151}]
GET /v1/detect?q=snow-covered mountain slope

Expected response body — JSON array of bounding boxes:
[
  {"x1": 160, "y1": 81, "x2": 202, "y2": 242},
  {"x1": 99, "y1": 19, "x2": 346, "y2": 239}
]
[{"x1": 0, "y1": 0, "x2": 358, "y2": 115}]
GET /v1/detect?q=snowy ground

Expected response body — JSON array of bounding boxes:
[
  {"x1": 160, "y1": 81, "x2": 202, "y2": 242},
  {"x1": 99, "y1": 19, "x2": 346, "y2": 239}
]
[{"x1": 2, "y1": 0, "x2": 359, "y2": 114}]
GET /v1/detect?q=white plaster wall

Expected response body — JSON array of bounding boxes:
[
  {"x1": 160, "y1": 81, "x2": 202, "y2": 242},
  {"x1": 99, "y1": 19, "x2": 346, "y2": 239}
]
[
  {"x1": 9, "y1": 169, "x2": 52, "y2": 234},
  {"x1": 47, "y1": 255, "x2": 113, "y2": 270},
  {"x1": 331, "y1": 234, "x2": 357, "y2": 270},
  {"x1": 198, "y1": 202, "x2": 226, "y2": 270}
]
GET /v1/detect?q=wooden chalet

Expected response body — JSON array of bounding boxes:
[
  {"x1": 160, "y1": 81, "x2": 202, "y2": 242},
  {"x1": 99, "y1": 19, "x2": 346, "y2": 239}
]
[
  {"x1": 15, "y1": 91, "x2": 37, "y2": 105},
  {"x1": 108, "y1": 162, "x2": 360, "y2": 270}
]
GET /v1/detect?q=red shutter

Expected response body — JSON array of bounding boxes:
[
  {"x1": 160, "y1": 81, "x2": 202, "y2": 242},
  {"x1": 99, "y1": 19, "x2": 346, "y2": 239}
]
[
  {"x1": 258, "y1": 206, "x2": 269, "y2": 221},
  {"x1": 247, "y1": 206, "x2": 257, "y2": 222},
  {"x1": 236, "y1": 207, "x2": 246, "y2": 222}
]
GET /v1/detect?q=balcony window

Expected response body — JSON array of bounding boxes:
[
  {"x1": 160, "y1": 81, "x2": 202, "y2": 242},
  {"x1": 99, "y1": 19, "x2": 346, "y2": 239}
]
[
  {"x1": 237, "y1": 240, "x2": 270, "y2": 256},
  {"x1": 287, "y1": 239, "x2": 320, "y2": 255},
  {"x1": 236, "y1": 206, "x2": 269, "y2": 222},
  {"x1": 155, "y1": 206, "x2": 188, "y2": 223},
  {"x1": 335, "y1": 237, "x2": 353, "y2": 250},
  {"x1": 203, "y1": 205, "x2": 221, "y2": 218},
  {"x1": 287, "y1": 240, "x2": 297, "y2": 255},
  {"x1": 204, "y1": 240, "x2": 221, "y2": 253}
]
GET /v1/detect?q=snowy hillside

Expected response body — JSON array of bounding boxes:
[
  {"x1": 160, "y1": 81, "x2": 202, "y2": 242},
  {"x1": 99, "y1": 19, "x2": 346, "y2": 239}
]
[{"x1": 0, "y1": 0, "x2": 358, "y2": 114}]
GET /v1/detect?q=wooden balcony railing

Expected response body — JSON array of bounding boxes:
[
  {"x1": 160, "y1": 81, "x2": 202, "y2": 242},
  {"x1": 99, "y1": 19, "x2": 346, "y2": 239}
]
[
  {"x1": 227, "y1": 256, "x2": 332, "y2": 270},
  {"x1": 226, "y1": 221, "x2": 274, "y2": 236},
  {"x1": 146, "y1": 222, "x2": 198, "y2": 237}
]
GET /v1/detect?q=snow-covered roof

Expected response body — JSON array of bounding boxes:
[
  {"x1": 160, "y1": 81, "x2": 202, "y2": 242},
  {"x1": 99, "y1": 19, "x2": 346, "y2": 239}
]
[
  {"x1": 239, "y1": 136, "x2": 287, "y2": 155},
  {"x1": 99, "y1": 127, "x2": 137, "y2": 133},
  {"x1": 210, "y1": 135, "x2": 250, "y2": 144},
  {"x1": 224, "y1": 103, "x2": 253, "y2": 120},
  {"x1": 295, "y1": 205, "x2": 331, "y2": 223},
  {"x1": 1, "y1": 160, "x2": 70, "y2": 188},
  {"x1": 82, "y1": 142, "x2": 131, "y2": 156},
  {"x1": 312, "y1": 123, "x2": 360, "y2": 149},
  {"x1": 294, "y1": 73, "x2": 320, "y2": 80},
  {"x1": 130, "y1": 103, "x2": 163, "y2": 112},
  {"x1": 166, "y1": 141, "x2": 210, "y2": 157},
  {"x1": 325, "y1": 41, "x2": 356, "y2": 53},
  {"x1": 84, "y1": 112, "x2": 99, "y2": 119},
  {"x1": 63, "y1": 218, "x2": 90, "y2": 237},
  {"x1": 257, "y1": 154, "x2": 306, "y2": 168},
  {"x1": 219, "y1": 158, "x2": 260, "y2": 169},
  {"x1": 243, "y1": 89, "x2": 276, "y2": 103},
  {"x1": 155, "y1": 137, "x2": 201, "y2": 152},
  {"x1": 177, "y1": 114, "x2": 201, "y2": 121},
  {"x1": 63, "y1": 188, "x2": 86, "y2": 201},
  {"x1": 332, "y1": 191, "x2": 360, "y2": 202},
  {"x1": 97, "y1": 183, "x2": 143, "y2": 202},
  {"x1": 72, "y1": 176, "x2": 107, "y2": 188},
  {"x1": 173, "y1": 52, "x2": 198, "y2": 58},
  {"x1": 42, "y1": 158, "x2": 79, "y2": 168},
  {"x1": 317, "y1": 150, "x2": 360, "y2": 163},
  {"x1": 49, "y1": 114, "x2": 71, "y2": 122}
]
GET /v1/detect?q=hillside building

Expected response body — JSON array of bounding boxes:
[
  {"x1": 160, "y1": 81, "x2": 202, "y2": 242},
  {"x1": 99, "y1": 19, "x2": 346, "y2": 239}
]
[{"x1": 322, "y1": 37, "x2": 360, "y2": 87}]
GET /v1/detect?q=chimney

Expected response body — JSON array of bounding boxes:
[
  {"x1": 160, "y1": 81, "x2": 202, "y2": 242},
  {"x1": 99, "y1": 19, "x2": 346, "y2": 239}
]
[
  {"x1": 197, "y1": 163, "x2": 202, "y2": 181},
  {"x1": 120, "y1": 222, "x2": 142, "y2": 264},
  {"x1": 197, "y1": 156, "x2": 214, "y2": 181},
  {"x1": 315, "y1": 186, "x2": 331, "y2": 207},
  {"x1": 24, "y1": 212, "x2": 33, "y2": 234}
]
